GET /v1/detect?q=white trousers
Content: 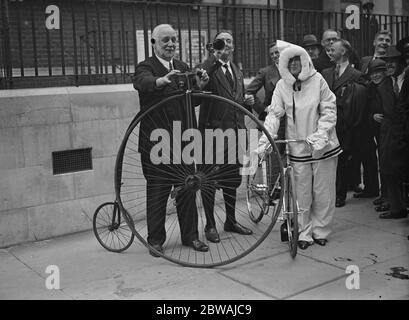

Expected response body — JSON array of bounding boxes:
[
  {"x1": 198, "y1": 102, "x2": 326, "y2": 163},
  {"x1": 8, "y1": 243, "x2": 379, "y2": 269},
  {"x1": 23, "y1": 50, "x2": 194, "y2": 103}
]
[{"x1": 292, "y1": 157, "x2": 338, "y2": 242}]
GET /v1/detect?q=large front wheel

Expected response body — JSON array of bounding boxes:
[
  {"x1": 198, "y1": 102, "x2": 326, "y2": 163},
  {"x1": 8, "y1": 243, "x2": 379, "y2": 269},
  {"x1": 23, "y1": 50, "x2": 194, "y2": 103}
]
[{"x1": 115, "y1": 92, "x2": 284, "y2": 267}]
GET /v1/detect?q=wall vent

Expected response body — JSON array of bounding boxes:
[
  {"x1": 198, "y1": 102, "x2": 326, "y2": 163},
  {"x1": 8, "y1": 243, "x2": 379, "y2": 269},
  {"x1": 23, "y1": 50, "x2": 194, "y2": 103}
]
[{"x1": 52, "y1": 148, "x2": 93, "y2": 175}]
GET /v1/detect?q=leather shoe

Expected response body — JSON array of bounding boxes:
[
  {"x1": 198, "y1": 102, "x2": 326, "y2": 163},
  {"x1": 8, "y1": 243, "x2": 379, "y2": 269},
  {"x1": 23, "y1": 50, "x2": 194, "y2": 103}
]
[
  {"x1": 373, "y1": 196, "x2": 385, "y2": 206},
  {"x1": 183, "y1": 239, "x2": 209, "y2": 252},
  {"x1": 149, "y1": 244, "x2": 163, "y2": 258},
  {"x1": 313, "y1": 238, "x2": 328, "y2": 246},
  {"x1": 353, "y1": 192, "x2": 378, "y2": 199},
  {"x1": 335, "y1": 198, "x2": 345, "y2": 208},
  {"x1": 379, "y1": 210, "x2": 408, "y2": 219},
  {"x1": 298, "y1": 240, "x2": 311, "y2": 250},
  {"x1": 375, "y1": 203, "x2": 390, "y2": 212},
  {"x1": 224, "y1": 222, "x2": 253, "y2": 235},
  {"x1": 205, "y1": 227, "x2": 220, "y2": 243}
]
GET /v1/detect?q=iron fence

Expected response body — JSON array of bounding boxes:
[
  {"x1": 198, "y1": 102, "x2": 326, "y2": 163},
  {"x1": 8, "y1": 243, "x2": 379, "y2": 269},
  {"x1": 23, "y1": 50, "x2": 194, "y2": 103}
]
[{"x1": 1, "y1": 0, "x2": 409, "y2": 89}]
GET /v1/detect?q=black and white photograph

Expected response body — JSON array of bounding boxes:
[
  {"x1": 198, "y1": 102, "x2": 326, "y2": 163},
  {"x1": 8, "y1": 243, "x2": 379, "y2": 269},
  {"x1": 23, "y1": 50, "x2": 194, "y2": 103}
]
[{"x1": 0, "y1": 0, "x2": 408, "y2": 305}]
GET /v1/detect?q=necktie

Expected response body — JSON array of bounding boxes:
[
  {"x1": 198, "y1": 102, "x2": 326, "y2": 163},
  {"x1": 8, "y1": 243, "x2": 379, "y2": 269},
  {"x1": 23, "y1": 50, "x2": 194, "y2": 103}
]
[
  {"x1": 169, "y1": 61, "x2": 173, "y2": 71},
  {"x1": 335, "y1": 64, "x2": 341, "y2": 81},
  {"x1": 393, "y1": 76, "x2": 400, "y2": 97},
  {"x1": 223, "y1": 64, "x2": 234, "y2": 89}
]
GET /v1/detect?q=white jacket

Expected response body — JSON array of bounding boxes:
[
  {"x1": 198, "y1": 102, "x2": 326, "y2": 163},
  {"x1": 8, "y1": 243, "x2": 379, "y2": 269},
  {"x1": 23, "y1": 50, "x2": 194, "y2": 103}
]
[{"x1": 258, "y1": 45, "x2": 341, "y2": 163}]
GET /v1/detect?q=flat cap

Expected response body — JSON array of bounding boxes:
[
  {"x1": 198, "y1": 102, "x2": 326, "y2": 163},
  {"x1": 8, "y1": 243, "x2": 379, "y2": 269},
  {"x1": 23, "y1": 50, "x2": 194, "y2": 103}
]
[{"x1": 368, "y1": 59, "x2": 386, "y2": 74}]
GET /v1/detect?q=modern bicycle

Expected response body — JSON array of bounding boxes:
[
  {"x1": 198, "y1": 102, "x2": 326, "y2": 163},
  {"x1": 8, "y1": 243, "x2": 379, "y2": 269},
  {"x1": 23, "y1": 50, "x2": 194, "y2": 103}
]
[{"x1": 246, "y1": 139, "x2": 308, "y2": 258}]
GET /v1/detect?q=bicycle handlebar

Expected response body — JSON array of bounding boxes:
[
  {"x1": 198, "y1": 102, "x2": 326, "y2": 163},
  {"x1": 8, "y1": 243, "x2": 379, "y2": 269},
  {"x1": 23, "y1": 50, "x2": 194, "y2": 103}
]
[{"x1": 274, "y1": 139, "x2": 307, "y2": 144}]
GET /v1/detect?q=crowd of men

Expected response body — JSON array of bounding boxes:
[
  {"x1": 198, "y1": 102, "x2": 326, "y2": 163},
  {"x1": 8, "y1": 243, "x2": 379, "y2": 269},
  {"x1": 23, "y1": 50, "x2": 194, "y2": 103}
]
[{"x1": 132, "y1": 20, "x2": 409, "y2": 257}]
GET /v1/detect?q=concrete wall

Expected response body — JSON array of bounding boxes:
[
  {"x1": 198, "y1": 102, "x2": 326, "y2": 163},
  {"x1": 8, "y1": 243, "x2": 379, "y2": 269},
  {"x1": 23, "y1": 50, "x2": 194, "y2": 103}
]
[{"x1": 0, "y1": 85, "x2": 138, "y2": 247}]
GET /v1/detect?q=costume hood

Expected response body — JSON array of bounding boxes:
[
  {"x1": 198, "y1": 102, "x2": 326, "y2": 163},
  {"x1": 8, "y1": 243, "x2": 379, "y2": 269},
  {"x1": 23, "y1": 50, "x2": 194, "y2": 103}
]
[{"x1": 278, "y1": 45, "x2": 316, "y2": 86}]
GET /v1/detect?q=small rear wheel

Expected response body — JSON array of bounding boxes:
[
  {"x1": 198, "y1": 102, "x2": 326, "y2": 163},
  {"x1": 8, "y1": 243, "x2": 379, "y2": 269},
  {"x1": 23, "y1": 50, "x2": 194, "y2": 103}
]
[{"x1": 93, "y1": 202, "x2": 135, "y2": 253}]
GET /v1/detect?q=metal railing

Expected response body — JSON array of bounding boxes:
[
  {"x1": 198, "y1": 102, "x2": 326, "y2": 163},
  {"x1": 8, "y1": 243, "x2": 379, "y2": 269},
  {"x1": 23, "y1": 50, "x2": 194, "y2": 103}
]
[{"x1": 1, "y1": 0, "x2": 409, "y2": 89}]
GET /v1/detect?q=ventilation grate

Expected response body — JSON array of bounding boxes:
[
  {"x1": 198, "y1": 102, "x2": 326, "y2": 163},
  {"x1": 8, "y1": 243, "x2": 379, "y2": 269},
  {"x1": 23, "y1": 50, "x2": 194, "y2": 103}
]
[{"x1": 52, "y1": 148, "x2": 93, "y2": 175}]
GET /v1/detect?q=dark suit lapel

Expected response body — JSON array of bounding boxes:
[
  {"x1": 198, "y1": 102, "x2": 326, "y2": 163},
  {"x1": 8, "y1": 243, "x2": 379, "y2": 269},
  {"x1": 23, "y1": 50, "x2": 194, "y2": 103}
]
[
  {"x1": 324, "y1": 67, "x2": 336, "y2": 90},
  {"x1": 334, "y1": 65, "x2": 354, "y2": 91},
  {"x1": 231, "y1": 62, "x2": 242, "y2": 93},
  {"x1": 362, "y1": 57, "x2": 372, "y2": 74},
  {"x1": 268, "y1": 64, "x2": 280, "y2": 86},
  {"x1": 151, "y1": 55, "x2": 170, "y2": 76}
]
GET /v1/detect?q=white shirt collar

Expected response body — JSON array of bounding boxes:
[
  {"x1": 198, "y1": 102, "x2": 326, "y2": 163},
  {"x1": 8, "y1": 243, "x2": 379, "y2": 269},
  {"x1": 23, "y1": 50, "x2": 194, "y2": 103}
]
[
  {"x1": 220, "y1": 60, "x2": 232, "y2": 74},
  {"x1": 155, "y1": 53, "x2": 173, "y2": 70}
]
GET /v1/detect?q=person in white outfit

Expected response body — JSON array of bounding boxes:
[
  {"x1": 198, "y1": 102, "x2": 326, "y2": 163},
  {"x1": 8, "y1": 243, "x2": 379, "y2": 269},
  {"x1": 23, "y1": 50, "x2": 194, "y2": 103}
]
[{"x1": 258, "y1": 45, "x2": 341, "y2": 250}]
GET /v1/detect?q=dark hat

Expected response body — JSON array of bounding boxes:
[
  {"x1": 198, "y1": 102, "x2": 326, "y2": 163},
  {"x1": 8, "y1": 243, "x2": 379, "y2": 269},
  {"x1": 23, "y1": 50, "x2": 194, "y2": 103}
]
[
  {"x1": 396, "y1": 36, "x2": 409, "y2": 55},
  {"x1": 362, "y1": 1, "x2": 374, "y2": 10},
  {"x1": 302, "y1": 34, "x2": 320, "y2": 48},
  {"x1": 368, "y1": 59, "x2": 386, "y2": 74},
  {"x1": 381, "y1": 46, "x2": 402, "y2": 60}
]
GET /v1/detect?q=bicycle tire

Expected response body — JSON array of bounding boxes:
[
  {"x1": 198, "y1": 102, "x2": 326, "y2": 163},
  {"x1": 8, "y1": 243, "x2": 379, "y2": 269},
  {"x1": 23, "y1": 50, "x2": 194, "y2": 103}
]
[
  {"x1": 93, "y1": 202, "x2": 135, "y2": 253},
  {"x1": 246, "y1": 148, "x2": 281, "y2": 224},
  {"x1": 285, "y1": 168, "x2": 299, "y2": 258},
  {"x1": 115, "y1": 92, "x2": 284, "y2": 267}
]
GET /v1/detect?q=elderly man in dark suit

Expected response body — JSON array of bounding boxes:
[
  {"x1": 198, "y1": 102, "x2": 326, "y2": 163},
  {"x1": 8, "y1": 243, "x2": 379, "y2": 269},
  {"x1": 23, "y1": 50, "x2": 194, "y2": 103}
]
[
  {"x1": 197, "y1": 31, "x2": 254, "y2": 243},
  {"x1": 322, "y1": 39, "x2": 369, "y2": 208},
  {"x1": 245, "y1": 41, "x2": 281, "y2": 121},
  {"x1": 132, "y1": 24, "x2": 210, "y2": 256}
]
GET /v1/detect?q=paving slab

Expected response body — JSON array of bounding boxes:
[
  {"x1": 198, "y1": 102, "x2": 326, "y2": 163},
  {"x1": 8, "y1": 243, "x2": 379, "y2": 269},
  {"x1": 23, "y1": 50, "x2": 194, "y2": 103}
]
[
  {"x1": 221, "y1": 252, "x2": 344, "y2": 299},
  {"x1": 298, "y1": 224, "x2": 408, "y2": 271},
  {"x1": 335, "y1": 196, "x2": 409, "y2": 237},
  {"x1": 289, "y1": 255, "x2": 409, "y2": 300},
  {"x1": 0, "y1": 250, "x2": 67, "y2": 300}
]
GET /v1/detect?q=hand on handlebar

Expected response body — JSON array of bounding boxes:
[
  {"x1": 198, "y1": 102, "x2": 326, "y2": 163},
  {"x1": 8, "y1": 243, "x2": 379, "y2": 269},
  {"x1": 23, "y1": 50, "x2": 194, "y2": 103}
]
[{"x1": 156, "y1": 69, "x2": 181, "y2": 87}]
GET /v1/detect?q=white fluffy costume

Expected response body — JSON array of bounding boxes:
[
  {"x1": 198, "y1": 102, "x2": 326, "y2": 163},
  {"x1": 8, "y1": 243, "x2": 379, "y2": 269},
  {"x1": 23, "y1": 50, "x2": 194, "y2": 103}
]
[{"x1": 259, "y1": 45, "x2": 341, "y2": 243}]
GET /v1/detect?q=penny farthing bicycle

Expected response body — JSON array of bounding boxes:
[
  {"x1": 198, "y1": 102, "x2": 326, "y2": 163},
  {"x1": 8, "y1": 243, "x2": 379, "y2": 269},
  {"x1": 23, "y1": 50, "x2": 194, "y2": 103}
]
[{"x1": 93, "y1": 71, "x2": 284, "y2": 268}]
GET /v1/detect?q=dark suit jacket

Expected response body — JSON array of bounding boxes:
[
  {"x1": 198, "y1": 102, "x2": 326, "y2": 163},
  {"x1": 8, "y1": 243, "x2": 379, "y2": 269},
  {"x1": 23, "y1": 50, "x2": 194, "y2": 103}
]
[
  {"x1": 316, "y1": 49, "x2": 360, "y2": 73},
  {"x1": 322, "y1": 64, "x2": 367, "y2": 151},
  {"x1": 245, "y1": 64, "x2": 280, "y2": 114},
  {"x1": 198, "y1": 54, "x2": 249, "y2": 131},
  {"x1": 377, "y1": 76, "x2": 408, "y2": 176},
  {"x1": 132, "y1": 55, "x2": 193, "y2": 162},
  {"x1": 360, "y1": 55, "x2": 374, "y2": 74},
  {"x1": 315, "y1": 50, "x2": 334, "y2": 73}
]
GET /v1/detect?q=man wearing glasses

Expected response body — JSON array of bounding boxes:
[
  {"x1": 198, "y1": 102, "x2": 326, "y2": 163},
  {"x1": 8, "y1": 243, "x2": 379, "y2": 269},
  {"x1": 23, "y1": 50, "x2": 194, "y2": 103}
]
[{"x1": 316, "y1": 29, "x2": 360, "y2": 73}]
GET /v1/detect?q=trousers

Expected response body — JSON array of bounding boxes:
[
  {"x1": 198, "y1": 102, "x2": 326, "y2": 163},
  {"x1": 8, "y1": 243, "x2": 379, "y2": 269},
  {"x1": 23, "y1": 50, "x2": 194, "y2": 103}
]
[{"x1": 293, "y1": 157, "x2": 338, "y2": 242}]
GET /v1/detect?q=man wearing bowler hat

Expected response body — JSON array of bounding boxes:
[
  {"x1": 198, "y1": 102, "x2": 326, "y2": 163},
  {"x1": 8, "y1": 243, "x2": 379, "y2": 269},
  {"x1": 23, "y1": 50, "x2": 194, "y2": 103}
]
[{"x1": 302, "y1": 34, "x2": 321, "y2": 67}]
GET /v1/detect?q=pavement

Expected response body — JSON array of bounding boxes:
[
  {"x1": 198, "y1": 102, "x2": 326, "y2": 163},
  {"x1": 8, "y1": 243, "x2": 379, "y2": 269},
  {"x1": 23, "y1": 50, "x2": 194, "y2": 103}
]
[{"x1": 1, "y1": 193, "x2": 408, "y2": 301}]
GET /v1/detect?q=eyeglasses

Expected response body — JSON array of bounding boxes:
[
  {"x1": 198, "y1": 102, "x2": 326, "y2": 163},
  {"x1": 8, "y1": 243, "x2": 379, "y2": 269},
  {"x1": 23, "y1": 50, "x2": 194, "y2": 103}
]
[{"x1": 324, "y1": 37, "x2": 338, "y2": 42}]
